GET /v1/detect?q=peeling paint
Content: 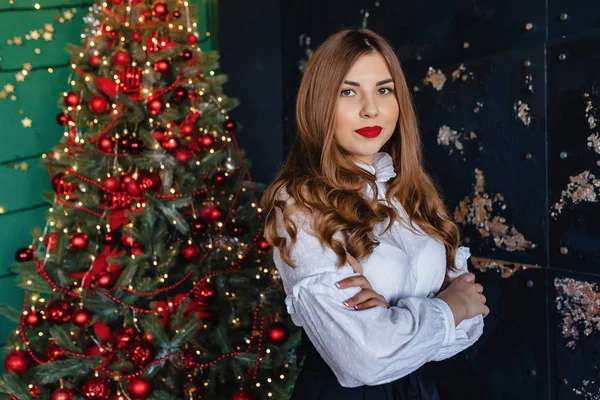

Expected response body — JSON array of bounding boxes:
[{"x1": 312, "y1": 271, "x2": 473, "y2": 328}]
[
  {"x1": 423, "y1": 67, "x2": 447, "y2": 91},
  {"x1": 550, "y1": 171, "x2": 600, "y2": 218},
  {"x1": 555, "y1": 277, "x2": 600, "y2": 350},
  {"x1": 470, "y1": 256, "x2": 541, "y2": 278},
  {"x1": 514, "y1": 100, "x2": 531, "y2": 126}
]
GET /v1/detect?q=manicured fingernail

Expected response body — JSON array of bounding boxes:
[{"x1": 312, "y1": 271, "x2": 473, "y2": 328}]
[
  {"x1": 354, "y1": 305, "x2": 359, "y2": 310},
  {"x1": 335, "y1": 282, "x2": 342, "y2": 288},
  {"x1": 343, "y1": 301, "x2": 350, "y2": 307}
]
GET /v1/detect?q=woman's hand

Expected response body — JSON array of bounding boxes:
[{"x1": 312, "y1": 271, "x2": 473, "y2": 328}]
[
  {"x1": 335, "y1": 252, "x2": 390, "y2": 310},
  {"x1": 436, "y1": 273, "x2": 489, "y2": 326}
]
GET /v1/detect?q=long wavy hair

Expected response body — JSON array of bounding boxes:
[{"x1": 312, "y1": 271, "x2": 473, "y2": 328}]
[{"x1": 260, "y1": 28, "x2": 462, "y2": 279}]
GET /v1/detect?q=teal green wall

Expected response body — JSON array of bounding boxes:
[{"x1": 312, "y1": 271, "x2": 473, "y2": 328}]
[{"x1": 0, "y1": 0, "x2": 218, "y2": 351}]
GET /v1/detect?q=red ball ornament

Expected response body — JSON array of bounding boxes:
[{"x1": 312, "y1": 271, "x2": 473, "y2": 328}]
[
  {"x1": 102, "y1": 232, "x2": 117, "y2": 245},
  {"x1": 138, "y1": 172, "x2": 161, "y2": 192},
  {"x1": 15, "y1": 247, "x2": 34, "y2": 262},
  {"x1": 47, "y1": 342, "x2": 64, "y2": 361},
  {"x1": 72, "y1": 308, "x2": 93, "y2": 328},
  {"x1": 111, "y1": 0, "x2": 123, "y2": 5},
  {"x1": 125, "y1": 137, "x2": 145, "y2": 155},
  {"x1": 70, "y1": 233, "x2": 89, "y2": 250},
  {"x1": 102, "y1": 177, "x2": 120, "y2": 192},
  {"x1": 125, "y1": 180, "x2": 142, "y2": 196},
  {"x1": 89, "y1": 95, "x2": 110, "y2": 114},
  {"x1": 224, "y1": 120, "x2": 237, "y2": 131},
  {"x1": 179, "y1": 122, "x2": 194, "y2": 135},
  {"x1": 172, "y1": 87, "x2": 189, "y2": 102},
  {"x1": 52, "y1": 388, "x2": 73, "y2": 400},
  {"x1": 199, "y1": 205, "x2": 224, "y2": 223},
  {"x1": 113, "y1": 50, "x2": 130, "y2": 66},
  {"x1": 65, "y1": 91, "x2": 80, "y2": 107},
  {"x1": 82, "y1": 375, "x2": 111, "y2": 399},
  {"x1": 119, "y1": 66, "x2": 142, "y2": 93},
  {"x1": 151, "y1": 2, "x2": 168, "y2": 19},
  {"x1": 230, "y1": 388, "x2": 253, "y2": 400},
  {"x1": 267, "y1": 322, "x2": 289, "y2": 344},
  {"x1": 56, "y1": 112, "x2": 70, "y2": 126},
  {"x1": 172, "y1": 10, "x2": 181, "y2": 18},
  {"x1": 186, "y1": 33, "x2": 198, "y2": 45},
  {"x1": 112, "y1": 327, "x2": 135, "y2": 350},
  {"x1": 46, "y1": 299, "x2": 72, "y2": 325},
  {"x1": 181, "y1": 243, "x2": 200, "y2": 261},
  {"x1": 147, "y1": 98, "x2": 164, "y2": 115},
  {"x1": 127, "y1": 377, "x2": 152, "y2": 400},
  {"x1": 151, "y1": 128, "x2": 166, "y2": 141},
  {"x1": 197, "y1": 134, "x2": 214, "y2": 150},
  {"x1": 104, "y1": 192, "x2": 131, "y2": 210},
  {"x1": 122, "y1": 235, "x2": 138, "y2": 247},
  {"x1": 132, "y1": 32, "x2": 142, "y2": 41},
  {"x1": 23, "y1": 310, "x2": 41, "y2": 327},
  {"x1": 96, "y1": 272, "x2": 113, "y2": 287},
  {"x1": 160, "y1": 137, "x2": 179, "y2": 151},
  {"x1": 212, "y1": 171, "x2": 227, "y2": 185},
  {"x1": 257, "y1": 238, "x2": 271, "y2": 252},
  {"x1": 109, "y1": 31, "x2": 119, "y2": 39},
  {"x1": 154, "y1": 58, "x2": 170, "y2": 73},
  {"x1": 30, "y1": 385, "x2": 40, "y2": 398},
  {"x1": 141, "y1": 10, "x2": 152, "y2": 21},
  {"x1": 128, "y1": 340, "x2": 155, "y2": 367},
  {"x1": 98, "y1": 135, "x2": 115, "y2": 152},
  {"x1": 181, "y1": 49, "x2": 193, "y2": 60},
  {"x1": 52, "y1": 172, "x2": 74, "y2": 195},
  {"x1": 4, "y1": 350, "x2": 29, "y2": 374},
  {"x1": 175, "y1": 148, "x2": 194, "y2": 163},
  {"x1": 89, "y1": 55, "x2": 102, "y2": 68}
]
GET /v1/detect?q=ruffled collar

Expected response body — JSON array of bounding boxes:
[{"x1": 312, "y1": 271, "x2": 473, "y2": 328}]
[{"x1": 353, "y1": 151, "x2": 397, "y2": 183}]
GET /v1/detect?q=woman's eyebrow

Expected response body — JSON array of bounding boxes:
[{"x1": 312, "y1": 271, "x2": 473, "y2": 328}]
[{"x1": 342, "y1": 78, "x2": 393, "y2": 87}]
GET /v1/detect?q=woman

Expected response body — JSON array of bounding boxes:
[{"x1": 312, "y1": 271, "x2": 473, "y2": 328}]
[{"x1": 260, "y1": 28, "x2": 489, "y2": 399}]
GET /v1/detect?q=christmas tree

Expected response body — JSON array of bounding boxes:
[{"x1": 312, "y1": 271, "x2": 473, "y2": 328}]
[{"x1": 0, "y1": 1, "x2": 299, "y2": 399}]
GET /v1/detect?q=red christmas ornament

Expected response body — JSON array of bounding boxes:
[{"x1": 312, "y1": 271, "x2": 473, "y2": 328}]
[
  {"x1": 56, "y1": 112, "x2": 70, "y2": 126},
  {"x1": 147, "y1": 98, "x2": 164, "y2": 115},
  {"x1": 127, "y1": 377, "x2": 152, "y2": 400},
  {"x1": 4, "y1": 350, "x2": 29, "y2": 374},
  {"x1": 267, "y1": 322, "x2": 289, "y2": 344},
  {"x1": 151, "y1": 128, "x2": 166, "y2": 141},
  {"x1": 46, "y1": 299, "x2": 72, "y2": 325},
  {"x1": 30, "y1": 385, "x2": 40, "y2": 398},
  {"x1": 132, "y1": 32, "x2": 142, "y2": 41},
  {"x1": 199, "y1": 205, "x2": 224, "y2": 223},
  {"x1": 212, "y1": 171, "x2": 227, "y2": 185},
  {"x1": 44, "y1": 232, "x2": 58, "y2": 251},
  {"x1": 102, "y1": 232, "x2": 117, "y2": 245},
  {"x1": 118, "y1": 66, "x2": 142, "y2": 93},
  {"x1": 225, "y1": 120, "x2": 237, "y2": 131},
  {"x1": 96, "y1": 272, "x2": 113, "y2": 287},
  {"x1": 52, "y1": 388, "x2": 73, "y2": 400},
  {"x1": 153, "y1": 58, "x2": 170, "y2": 73},
  {"x1": 52, "y1": 172, "x2": 74, "y2": 195},
  {"x1": 160, "y1": 137, "x2": 179, "y2": 151},
  {"x1": 121, "y1": 234, "x2": 138, "y2": 247},
  {"x1": 72, "y1": 308, "x2": 93, "y2": 327},
  {"x1": 109, "y1": 31, "x2": 119, "y2": 39},
  {"x1": 175, "y1": 148, "x2": 194, "y2": 163},
  {"x1": 15, "y1": 247, "x2": 34, "y2": 262},
  {"x1": 102, "y1": 176, "x2": 120, "y2": 192},
  {"x1": 197, "y1": 134, "x2": 214, "y2": 150},
  {"x1": 128, "y1": 340, "x2": 155, "y2": 367},
  {"x1": 112, "y1": 327, "x2": 135, "y2": 350},
  {"x1": 47, "y1": 342, "x2": 64, "y2": 361},
  {"x1": 186, "y1": 33, "x2": 198, "y2": 45},
  {"x1": 173, "y1": 10, "x2": 181, "y2": 18},
  {"x1": 98, "y1": 135, "x2": 115, "y2": 152},
  {"x1": 82, "y1": 375, "x2": 111, "y2": 399},
  {"x1": 193, "y1": 280, "x2": 217, "y2": 303},
  {"x1": 125, "y1": 137, "x2": 145, "y2": 155},
  {"x1": 125, "y1": 180, "x2": 142, "y2": 196},
  {"x1": 257, "y1": 238, "x2": 271, "y2": 251},
  {"x1": 138, "y1": 172, "x2": 161, "y2": 192},
  {"x1": 179, "y1": 122, "x2": 194, "y2": 135},
  {"x1": 141, "y1": 10, "x2": 152, "y2": 21},
  {"x1": 113, "y1": 50, "x2": 130, "y2": 66},
  {"x1": 65, "y1": 91, "x2": 80, "y2": 107},
  {"x1": 70, "y1": 233, "x2": 89, "y2": 250},
  {"x1": 151, "y1": 2, "x2": 168, "y2": 19},
  {"x1": 172, "y1": 87, "x2": 189, "y2": 102},
  {"x1": 23, "y1": 310, "x2": 41, "y2": 327},
  {"x1": 181, "y1": 49, "x2": 193, "y2": 60},
  {"x1": 89, "y1": 95, "x2": 110, "y2": 114},
  {"x1": 89, "y1": 55, "x2": 102, "y2": 68},
  {"x1": 230, "y1": 388, "x2": 253, "y2": 400},
  {"x1": 104, "y1": 192, "x2": 131, "y2": 210},
  {"x1": 111, "y1": 0, "x2": 123, "y2": 5},
  {"x1": 49, "y1": 388, "x2": 73, "y2": 400},
  {"x1": 181, "y1": 243, "x2": 200, "y2": 261}
]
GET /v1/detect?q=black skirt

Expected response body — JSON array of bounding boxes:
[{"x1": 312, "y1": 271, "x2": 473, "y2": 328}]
[{"x1": 290, "y1": 328, "x2": 441, "y2": 400}]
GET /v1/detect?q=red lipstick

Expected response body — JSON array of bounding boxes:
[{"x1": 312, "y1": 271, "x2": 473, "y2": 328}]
[{"x1": 354, "y1": 125, "x2": 382, "y2": 138}]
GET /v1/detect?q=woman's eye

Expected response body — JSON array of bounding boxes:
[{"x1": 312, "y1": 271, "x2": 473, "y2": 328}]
[
  {"x1": 341, "y1": 89, "x2": 354, "y2": 97},
  {"x1": 340, "y1": 87, "x2": 394, "y2": 97},
  {"x1": 379, "y1": 87, "x2": 393, "y2": 94}
]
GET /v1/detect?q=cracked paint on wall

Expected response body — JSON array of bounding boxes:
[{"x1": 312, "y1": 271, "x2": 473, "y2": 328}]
[
  {"x1": 550, "y1": 171, "x2": 600, "y2": 218},
  {"x1": 573, "y1": 380, "x2": 600, "y2": 399},
  {"x1": 454, "y1": 169, "x2": 536, "y2": 251},
  {"x1": 555, "y1": 277, "x2": 600, "y2": 350},
  {"x1": 514, "y1": 100, "x2": 531, "y2": 126},
  {"x1": 470, "y1": 256, "x2": 540, "y2": 278},
  {"x1": 437, "y1": 125, "x2": 478, "y2": 155},
  {"x1": 423, "y1": 67, "x2": 447, "y2": 91}
]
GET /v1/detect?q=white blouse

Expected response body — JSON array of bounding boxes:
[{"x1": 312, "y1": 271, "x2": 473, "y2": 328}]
[{"x1": 272, "y1": 151, "x2": 484, "y2": 388}]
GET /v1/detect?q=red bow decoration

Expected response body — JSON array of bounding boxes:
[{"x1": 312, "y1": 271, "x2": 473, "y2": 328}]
[
  {"x1": 95, "y1": 76, "x2": 118, "y2": 97},
  {"x1": 145, "y1": 33, "x2": 176, "y2": 55},
  {"x1": 66, "y1": 246, "x2": 124, "y2": 288},
  {"x1": 154, "y1": 294, "x2": 212, "y2": 329}
]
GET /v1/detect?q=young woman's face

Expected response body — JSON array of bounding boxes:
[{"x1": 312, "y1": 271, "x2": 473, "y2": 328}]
[{"x1": 334, "y1": 51, "x2": 399, "y2": 166}]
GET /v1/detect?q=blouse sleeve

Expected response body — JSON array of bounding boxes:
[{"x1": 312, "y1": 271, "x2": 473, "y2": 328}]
[
  {"x1": 429, "y1": 246, "x2": 484, "y2": 362},
  {"x1": 273, "y1": 199, "x2": 458, "y2": 388}
]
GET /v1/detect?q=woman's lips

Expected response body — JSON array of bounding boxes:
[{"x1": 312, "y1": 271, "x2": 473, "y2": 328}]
[{"x1": 354, "y1": 126, "x2": 382, "y2": 138}]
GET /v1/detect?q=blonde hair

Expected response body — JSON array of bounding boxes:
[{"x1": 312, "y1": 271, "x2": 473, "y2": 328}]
[{"x1": 260, "y1": 28, "x2": 462, "y2": 278}]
